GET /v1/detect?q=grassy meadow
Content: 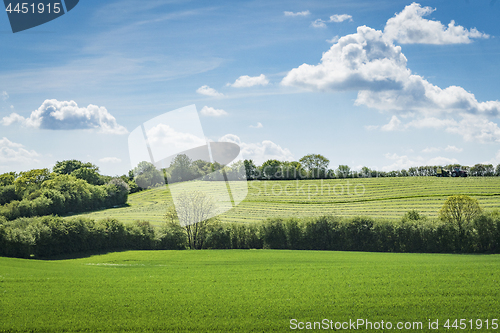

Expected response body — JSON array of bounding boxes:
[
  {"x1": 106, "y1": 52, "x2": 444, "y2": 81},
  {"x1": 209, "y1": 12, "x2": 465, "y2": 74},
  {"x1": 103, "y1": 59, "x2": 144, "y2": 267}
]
[
  {"x1": 69, "y1": 177, "x2": 500, "y2": 225},
  {"x1": 1, "y1": 250, "x2": 499, "y2": 332}
]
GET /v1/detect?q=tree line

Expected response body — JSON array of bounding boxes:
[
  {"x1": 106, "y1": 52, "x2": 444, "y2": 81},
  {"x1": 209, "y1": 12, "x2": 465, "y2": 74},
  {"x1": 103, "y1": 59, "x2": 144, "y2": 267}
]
[
  {"x1": 2, "y1": 194, "x2": 498, "y2": 258},
  {"x1": 128, "y1": 153, "x2": 500, "y2": 188},
  {"x1": 0, "y1": 160, "x2": 130, "y2": 221}
]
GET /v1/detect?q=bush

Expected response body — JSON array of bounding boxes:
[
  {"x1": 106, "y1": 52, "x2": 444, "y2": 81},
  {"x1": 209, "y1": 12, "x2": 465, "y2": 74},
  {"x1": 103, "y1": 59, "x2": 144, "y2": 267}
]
[{"x1": 156, "y1": 222, "x2": 188, "y2": 250}]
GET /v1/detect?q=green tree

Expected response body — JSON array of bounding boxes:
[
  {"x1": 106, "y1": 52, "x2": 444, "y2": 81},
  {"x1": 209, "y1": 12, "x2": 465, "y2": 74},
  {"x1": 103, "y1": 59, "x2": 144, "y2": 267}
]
[
  {"x1": 299, "y1": 154, "x2": 330, "y2": 171},
  {"x1": 261, "y1": 159, "x2": 282, "y2": 180},
  {"x1": 496, "y1": 164, "x2": 500, "y2": 176},
  {"x1": 71, "y1": 167, "x2": 102, "y2": 185},
  {"x1": 336, "y1": 165, "x2": 351, "y2": 179},
  {"x1": 0, "y1": 172, "x2": 16, "y2": 186},
  {"x1": 439, "y1": 195, "x2": 483, "y2": 248},
  {"x1": 133, "y1": 161, "x2": 165, "y2": 189},
  {"x1": 168, "y1": 154, "x2": 196, "y2": 183},
  {"x1": 244, "y1": 159, "x2": 257, "y2": 180},
  {"x1": 53, "y1": 160, "x2": 99, "y2": 175},
  {"x1": 14, "y1": 168, "x2": 51, "y2": 197}
]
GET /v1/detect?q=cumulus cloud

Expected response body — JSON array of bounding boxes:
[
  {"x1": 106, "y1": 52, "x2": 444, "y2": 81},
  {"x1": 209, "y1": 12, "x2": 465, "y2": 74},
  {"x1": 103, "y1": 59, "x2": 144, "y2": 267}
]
[
  {"x1": 284, "y1": 10, "x2": 310, "y2": 17},
  {"x1": 219, "y1": 134, "x2": 293, "y2": 165},
  {"x1": 330, "y1": 14, "x2": 352, "y2": 23},
  {"x1": 250, "y1": 122, "x2": 263, "y2": 129},
  {"x1": 1, "y1": 113, "x2": 25, "y2": 126},
  {"x1": 200, "y1": 106, "x2": 228, "y2": 117},
  {"x1": 1, "y1": 91, "x2": 8, "y2": 101},
  {"x1": 1, "y1": 100, "x2": 128, "y2": 134},
  {"x1": 0, "y1": 137, "x2": 40, "y2": 164},
  {"x1": 311, "y1": 19, "x2": 327, "y2": 28},
  {"x1": 196, "y1": 85, "x2": 224, "y2": 97},
  {"x1": 282, "y1": 8, "x2": 500, "y2": 144},
  {"x1": 228, "y1": 74, "x2": 269, "y2": 88},
  {"x1": 384, "y1": 3, "x2": 489, "y2": 44},
  {"x1": 282, "y1": 26, "x2": 409, "y2": 92},
  {"x1": 99, "y1": 157, "x2": 122, "y2": 164}
]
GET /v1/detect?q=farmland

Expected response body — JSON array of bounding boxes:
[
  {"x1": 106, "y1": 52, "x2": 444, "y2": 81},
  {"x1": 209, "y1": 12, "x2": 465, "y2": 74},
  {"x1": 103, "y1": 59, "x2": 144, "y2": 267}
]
[
  {"x1": 69, "y1": 177, "x2": 500, "y2": 225},
  {"x1": 1, "y1": 250, "x2": 499, "y2": 332}
]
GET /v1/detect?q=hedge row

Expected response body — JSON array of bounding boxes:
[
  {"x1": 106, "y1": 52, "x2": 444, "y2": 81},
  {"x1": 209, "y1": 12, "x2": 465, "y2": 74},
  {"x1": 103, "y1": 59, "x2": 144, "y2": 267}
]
[{"x1": 1, "y1": 213, "x2": 499, "y2": 258}]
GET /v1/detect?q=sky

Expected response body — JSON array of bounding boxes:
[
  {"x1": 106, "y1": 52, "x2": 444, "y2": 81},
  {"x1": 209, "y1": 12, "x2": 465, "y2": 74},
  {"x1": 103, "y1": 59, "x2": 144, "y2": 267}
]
[{"x1": 1, "y1": 0, "x2": 500, "y2": 176}]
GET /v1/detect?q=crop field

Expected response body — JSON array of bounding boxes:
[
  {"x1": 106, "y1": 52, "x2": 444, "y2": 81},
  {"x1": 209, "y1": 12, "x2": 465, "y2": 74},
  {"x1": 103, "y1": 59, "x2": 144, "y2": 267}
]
[
  {"x1": 1, "y1": 250, "x2": 499, "y2": 332},
  {"x1": 69, "y1": 177, "x2": 500, "y2": 225}
]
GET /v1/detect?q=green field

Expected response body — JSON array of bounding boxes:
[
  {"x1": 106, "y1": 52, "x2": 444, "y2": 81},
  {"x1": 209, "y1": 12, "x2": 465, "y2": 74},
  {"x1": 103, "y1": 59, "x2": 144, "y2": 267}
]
[
  {"x1": 0, "y1": 250, "x2": 499, "y2": 332},
  {"x1": 69, "y1": 177, "x2": 500, "y2": 225}
]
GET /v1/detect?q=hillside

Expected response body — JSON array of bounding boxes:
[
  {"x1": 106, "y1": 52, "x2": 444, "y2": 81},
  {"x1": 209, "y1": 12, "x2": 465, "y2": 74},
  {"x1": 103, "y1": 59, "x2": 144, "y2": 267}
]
[{"x1": 68, "y1": 177, "x2": 500, "y2": 225}]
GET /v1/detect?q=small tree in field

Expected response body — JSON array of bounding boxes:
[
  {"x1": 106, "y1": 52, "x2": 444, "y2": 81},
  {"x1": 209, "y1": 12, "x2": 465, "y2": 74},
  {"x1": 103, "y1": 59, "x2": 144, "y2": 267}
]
[
  {"x1": 173, "y1": 191, "x2": 216, "y2": 249},
  {"x1": 439, "y1": 195, "x2": 482, "y2": 246}
]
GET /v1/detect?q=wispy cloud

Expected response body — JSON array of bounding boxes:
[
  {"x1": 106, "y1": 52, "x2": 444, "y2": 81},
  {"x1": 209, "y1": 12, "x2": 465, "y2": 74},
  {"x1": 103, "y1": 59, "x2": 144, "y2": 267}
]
[
  {"x1": 311, "y1": 19, "x2": 327, "y2": 28},
  {"x1": 284, "y1": 10, "x2": 310, "y2": 17},
  {"x1": 228, "y1": 74, "x2": 269, "y2": 88},
  {"x1": 329, "y1": 14, "x2": 352, "y2": 23},
  {"x1": 200, "y1": 106, "x2": 228, "y2": 117},
  {"x1": 99, "y1": 157, "x2": 122, "y2": 164},
  {"x1": 196, "y1": 85, "x2": 224, "y2": 97},
  {"x1": 0, "y1": 137, "x2": 40, "y2": 164},
  {"x1": 250, "y1": 122, "x2": 263, "y2": 129},
  {"x1": 1, "y1": 91, "x2": 8, "y2": 101}
]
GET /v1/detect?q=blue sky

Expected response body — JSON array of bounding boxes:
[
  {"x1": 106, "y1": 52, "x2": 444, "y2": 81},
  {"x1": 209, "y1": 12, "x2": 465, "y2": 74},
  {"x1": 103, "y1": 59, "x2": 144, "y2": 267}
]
[{"x1": 1, "y1": 0, "x2": 500, "y2": 175}]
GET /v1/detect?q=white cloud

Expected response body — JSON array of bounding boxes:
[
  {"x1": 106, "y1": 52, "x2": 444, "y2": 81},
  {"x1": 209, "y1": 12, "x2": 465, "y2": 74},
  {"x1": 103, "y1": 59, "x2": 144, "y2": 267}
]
[
  {"x1": 282, "y1": 15, "x2": 500, "y2": 144},
  {"x1": 311, "y1": 19, "x2": 327, "y2": 28},
  {"x1": 384, "y1": 3, "x2": 489, "y2": 44},
  {"x1": 146, "y1": 124, "x2": 206, "y2": 153},
  {"x1": 381, "y1": 115, "x2": 402, "y2": 131},
  {"x1": 421, "y1": 145, "x2": 463, "y2": 153},
  {"x1": 99, "y1": 157, "x2": 122, "y2": 164},
  {"x1": 422, "y1": 147, "x2": 440, "y2": 153},
  {"x1": 282, "y1": 26, "x2": 409, "y2": 92},
  {"x1": 250, "y1": 122, "x2": 263, "y2": 129},
  {"x1": 200, "y1": 106, "x2": 228, "y2": 117},
  {"x1": 330, "y1": 14, "x2": 352, "y2": 23},
  {"x1": 0, "y1": 137, "x2": 40, "y2": 164},
  {"x1": 326, "y1": 36, "x2": 339, "y2": 44},
  {"x1": 1, "y1": 113, "x2": 25, "y2": 126},
  {"x1": 382, "y1": 152, "x2": 458, "y2": 171},
  {"x1": 444, "y1": 145, "x2": 463, "y2": 153},
  {"x1": 196, "y1": 85, "x2": 224, "y2": 97},
  {"x1": 427, "y1": 156, "x2": 460, "y2": 166},
  {"x1": 2, "y1": 100, "x2": 128, "y2": 134},
  {"x1": 284, "y1": 10, "x2": 310, "y2": 17},
  {"x1": 228, "y1": 74, "x2": 269, "y2": 88},
  {"x1": 219, "y1": 134, "x2": 293, "y2": 165},
  {"x1": 1, "y1": 91, "x2": 8, "y2": 101}
]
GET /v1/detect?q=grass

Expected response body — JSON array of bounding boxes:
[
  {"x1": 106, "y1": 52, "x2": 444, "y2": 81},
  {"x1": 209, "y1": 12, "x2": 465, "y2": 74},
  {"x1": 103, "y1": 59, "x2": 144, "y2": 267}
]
[
  {"x1": 68, "y1": 177, "x2": 500, "y2": 226},
  {"x1": 0, "y1": 250, "x2": 499, "y2": 332}
]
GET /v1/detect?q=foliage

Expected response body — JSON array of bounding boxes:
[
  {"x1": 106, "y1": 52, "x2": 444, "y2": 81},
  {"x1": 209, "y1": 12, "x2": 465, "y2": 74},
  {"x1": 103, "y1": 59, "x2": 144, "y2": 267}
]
[
  {"x1": 439, "y1": 195, "x2": 483, "y2": 232},
  {"x1": 14, "y1": 168, "x2": 51, "y2": 197},
  {"x1": 299, "y1": 154, "x2": 329, "y2": 171},
  {"x1": 133, "y1": 161, "x2": 165, "y2": 189}
]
